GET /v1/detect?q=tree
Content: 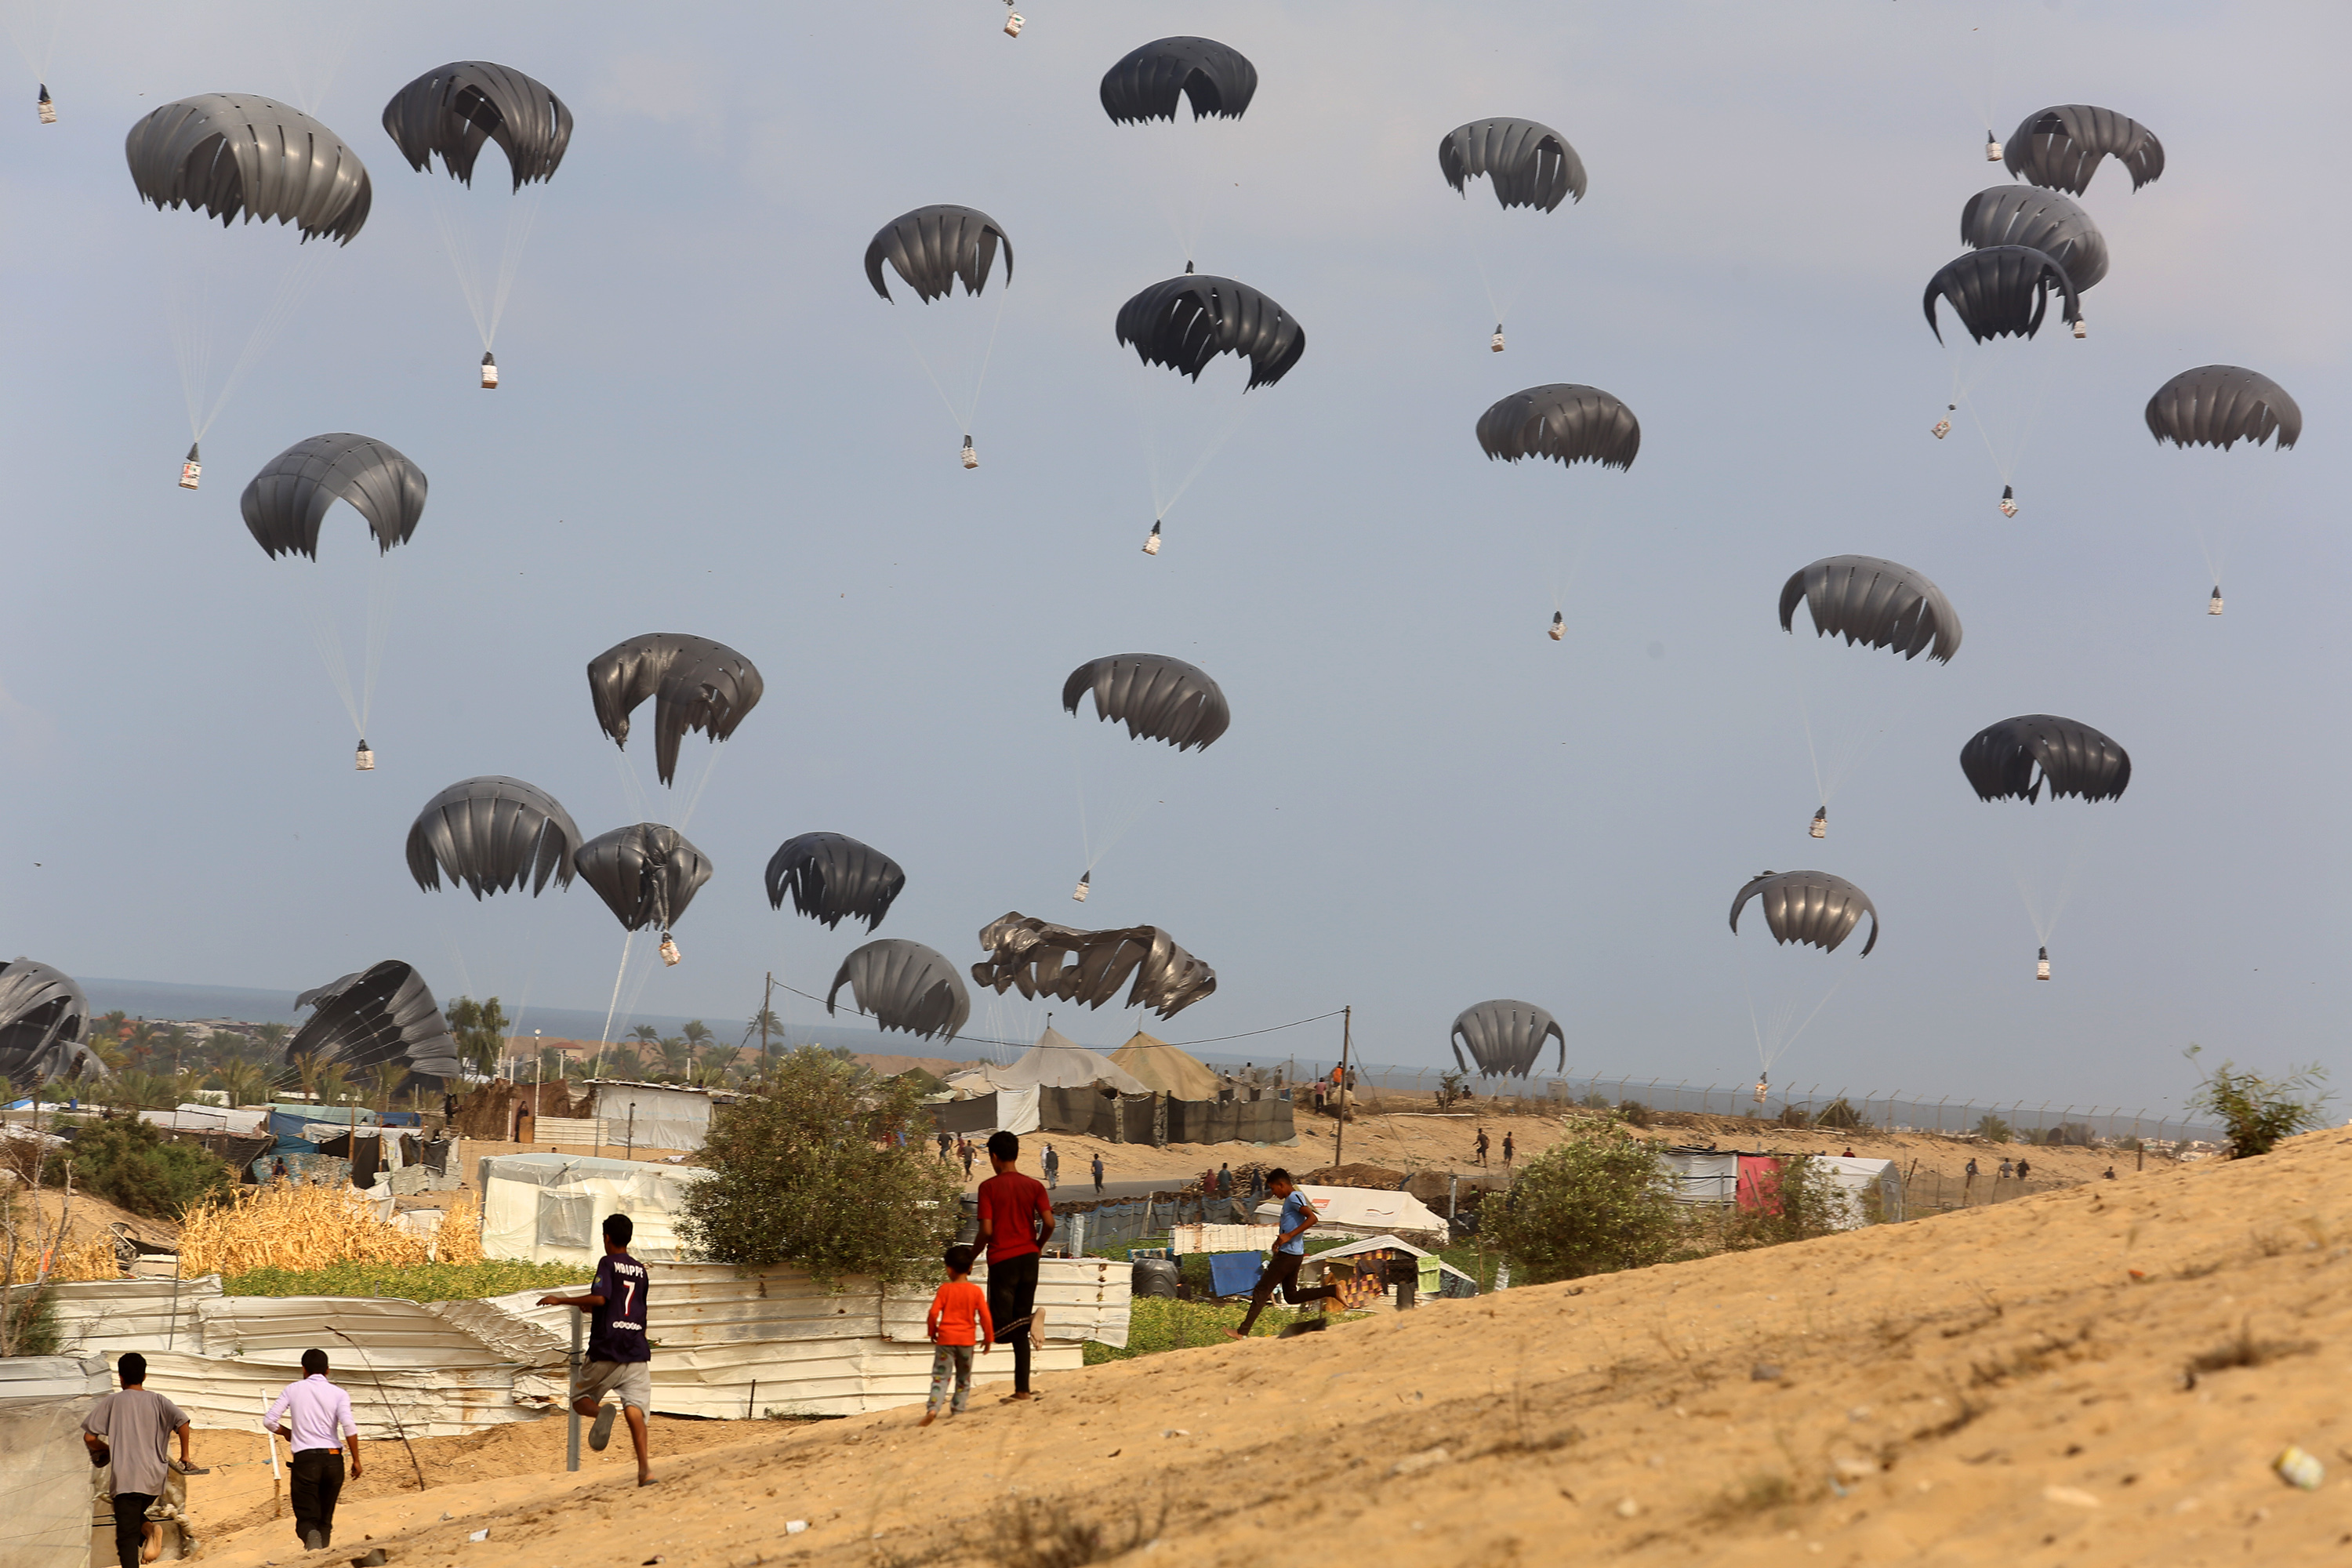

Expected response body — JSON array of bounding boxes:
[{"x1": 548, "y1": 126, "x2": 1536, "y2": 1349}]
[
  {"x1": 1973, "y1": 1114, "x2": 2013, "y2": 1144},
  {"x1": 53, "y1": 1117, "x2": 236, "y2": 1220},
  {"x1": 1437, "y1": 1069, "x2": 1467, "y2": 1109},
  {"x1": 1480, "y1": 1123, "x2": 1684, "y2": 1285},
  {"x1": 657, "y1": 1037, "x2": 690, "y2": 1080},
  {"x1": 2183, "y1": 1046, "x2": 2331, "y2": 1160},
  {"x1": 217, "y1": 1062, "x2": 270, "y2": 1109},
  {"x1": 629, "y1": 1024, "x2": 662, "y2": 1047},
  {"x1": 368, "y1": 1062, "x2": 406, "y2": 1112},
  {"x1": 1815, "y1": 1098, "x2": 1867, "y2": 1131},
  {"x1": 1711, "y1": 1155, "x2": 1856, "y2": 1250},
  {"x1": 742, "y1": 1007, "x2": 782, "y2": 1048},
  {"x1": 445, "y1": 997, "x2": 510, "y2": 1077},
  {"x1": 681, "y1": 1020, "x2": 713, "y2": 1047},
  {"x1": 253, "y1": 1022, "x2": 291, "y2": 1056},
  {"x1": 677, "y1": 1047, "x2": 963, "y2": 1287}
]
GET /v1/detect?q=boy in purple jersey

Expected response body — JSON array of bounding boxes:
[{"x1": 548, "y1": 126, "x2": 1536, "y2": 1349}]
[{"x1": 540, "y1": 1213, "x2": 655, "y2": 1485}]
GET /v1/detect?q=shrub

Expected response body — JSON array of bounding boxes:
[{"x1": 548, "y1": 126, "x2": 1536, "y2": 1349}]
[
  {"x1": 1815, "y1": 1098, "x2": 1867, "y2": 1131},
  {"x1": 2183, "y1": 1047, "x2": 2331, "y2": 1160},
  {"x1": 1776, "y1": 1103, "x2": 1812, "y2": 1129},
  {"x1": 677, "y1": 1047, "x2": 962, "y2": 1287},
  {"x1": 1712, "y1": 1155, "x2": 1855, "y2": 1250},
  {"x1": 56, "y1": 1118, "x2": 235, "y2": 1220},
  {"x1": 1973, "y1": 1114, "x2": 2013, "y2": 1144},
  {"x1": 1481, "y1": 1123, "x2": 1682, "y2": 1285},
  {"x1": 1617, "y1": 1099, "x2": 1653, "y2": 1128}
]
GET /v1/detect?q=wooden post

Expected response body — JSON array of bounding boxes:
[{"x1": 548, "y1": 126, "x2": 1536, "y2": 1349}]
[
  {"x1": 1333, "y1": 1005, "x2": 1352, "y2": 1170},
  {"x1": 566, "y1": 1311, "x2": 582, "y2": 1472}
]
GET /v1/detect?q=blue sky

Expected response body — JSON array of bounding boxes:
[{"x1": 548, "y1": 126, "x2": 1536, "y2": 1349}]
[{"x1": 2, "y1": 2, "x2": 2345, "y2": 1112}]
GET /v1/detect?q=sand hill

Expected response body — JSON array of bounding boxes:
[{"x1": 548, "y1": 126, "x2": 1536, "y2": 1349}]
[{"x1": 192, "y1": 1126, "x2": 2351, "y2": 1566}]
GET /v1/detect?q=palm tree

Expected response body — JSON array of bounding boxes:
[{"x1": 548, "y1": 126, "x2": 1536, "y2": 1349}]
[
  {"x1": 629, "y1": 1024, "x2": 662, "y2": 1047},
  {"x1": 656, "y1": 1036, "x2": 690, "y2": 1080},
  {"x1": 682, "y1": 1020, "x2": 713, "y2": 1047},
  {"x1": 253, "y1": 1021, "x2": 291, "y2": 1055},
  {"x1": 218, "y1": 1062, "x2": 269, "y2": 1109},
  {"x1": 742, "y1": 1007, "x2": 782, "y2": 1047},
  {"x1": 369, "y1": 1062, "x2": 405, "y2": 1112}
]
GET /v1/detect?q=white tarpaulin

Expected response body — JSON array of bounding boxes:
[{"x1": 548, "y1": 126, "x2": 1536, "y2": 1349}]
[
  {"x1": 987, "y1": 1029, "x2": 1150, "y2": 1094},
  {"x1": 0, "y1": 1381, "x2": 100, "y2": 1567},
  {"x1": 1252, "y1": 1185, "x2": 1448, "y2": 1243},
  {"x1": 478, "y1": 1152, "x2": 711, "y2": 1265},
  {"x1": 1817, "y1": 1156, "x2": 1904, "y2": 1224},
  {"x1": 1657, "y1": 1150, "x2": 1740, "y2": 1204},
  {"x1": 584, "y1": 1082, "x2": 720, "y2": 1152}
]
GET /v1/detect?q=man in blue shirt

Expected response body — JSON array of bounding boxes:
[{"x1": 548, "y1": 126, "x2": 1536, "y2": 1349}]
[
  {"x1": 1225, "y1": 1170, "x2": 1338, "y2": 1338},
  {"x1": 539, "y1": 1214, "x2": 654, "y2": 1486}
]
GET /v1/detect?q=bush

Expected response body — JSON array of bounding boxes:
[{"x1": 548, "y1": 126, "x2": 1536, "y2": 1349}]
[
  {"x1": 677, "y1": 1046, "x2": 962, "y2": 1287},
  {"x1": 221, "y1": 1259, "x2": 588, "y2": 1301},
  {"x1": 1617, "y1": 1099, "x2": 1653, "y2": 1128},
  {"x1": 1777, "y1": 1103, "x2": 1812, "y2": 1129},
  {"x1": 1710, "y1": 1155, "x2": 1855, "y2": 1250},
  {"x1": 2183, "y1": 1047, "x2": 2331, "y2": 1160},
  {"x1": 1973, "y1": 1114, "x2": 2013, "y2": 1144},
  {"x1": 1815, "y1": 1098, "x2": 1867, "y2": 1131},
  {"x1": 55, "y1": 1118, "x2": 235, "y2": 1220},
  {"x1": 1481, "y1": 1123, "x2": 1682, "y2": 1285}
]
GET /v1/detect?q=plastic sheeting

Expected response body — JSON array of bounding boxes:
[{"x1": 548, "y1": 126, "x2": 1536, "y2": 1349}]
[
  {"x1": 585, "y1": 1082, "x2": 719, "y2": 1151},
  {"x1": 927, "y1": 1087, "x2": 1041, "y2": 1138},
  {"x1": 1163, "y1": 1094, "x2": 1294, "y2": 1145},
  {"x1": 0, "y1": 1392, "x2": 98, "y2": 1566},
  {"x1": 1251, "y1": 1185, "x2": 1446, "y2": 1243},
  {"x1": 477, "y1": 1152, "x2": 710, "y2": 1265}
]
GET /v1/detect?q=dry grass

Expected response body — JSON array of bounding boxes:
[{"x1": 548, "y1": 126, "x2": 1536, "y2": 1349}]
[
  {"x1": 2, "y1": 1226, "x2": 127, "y2": 1283},
  {"x1": 434, "y1": 1193, "x2": 484, "y2": 1263},
  {"x1": 180, "y1": 1184, "x2": 436, "y2": 1275}
]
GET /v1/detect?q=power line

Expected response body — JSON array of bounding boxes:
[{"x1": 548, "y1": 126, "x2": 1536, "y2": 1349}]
[{"x1": 763, "y1": 980, "x2": 1345, "y2": 1054}]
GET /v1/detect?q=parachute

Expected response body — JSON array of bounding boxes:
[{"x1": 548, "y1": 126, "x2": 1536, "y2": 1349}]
[
  {"x1": 125, "y1": 95, "x2": 372, "y2": 243},
  {"x1": 1063, "y1": 654, "x2": 1229, "y2": 751},
  {"x1": 406, "y1": 776, "x2": 582, "y2": 898},
  {"x1": 1116, "y1": 273, "x2": 1305, "y2": 390},
  {"x1": 1730, "y1": 871, "x2": 1879, "y2": 956},
  {"x1": 828, "y1": 939, "x2": 971, "y2": 1042},
  {"x1": 381, "y1": 61, "x2": 572, "y2": 189},
  {"x1": 240, "y1": 434, "x2": 428, "y2": 560},
  {"x1": 1959, "y1": 716, "x2": 2130, "y2": 804},
  {"x1": 586, "y1": 634, "x2": 764, "y2": 787},
  {"x1": 287, "y1": 960, "x2": 463, "y2": 1083},
  {"x1": 1439, "y1": 118, "x2": 1586, "y2": 212},
  {"x1": 765, "y1": 833, "x2": 906, "y2": 931},
  {"x1": 1960, "y1": 186, "x2": 2107, "y2": 292},
  {"x1": 971, "y1": 913, "x2": 1216, "y2": 1020},
  {"x1": 2145, "y1": 366, "x2": 2302, "y2": 451},
  {"x1": 1475, "y1": 384, "x2": 1640, "y2": 470},
  {"x1": 865, "y1": 205, "x2": 1013, "y2": 303},
  {"x1": 2005, "y1": 105, "x2": 2164, "y2": 195},
  {"x1": 0, "y1": 959, "x2": 99, "y2": 1093},
  {"x1": 1780, "y1": 556, "x2": 1962, "y2": 663},
  {"x1": 574, "y1": 824, "x2": 712, "y2": 934},
  {"x1": 1923, "y1": 246, "x2": 2079, "y2": 344},
  {"x1": 1099, "y1": 36, "x2": 1257, "y2": 124},
  {"x1": 1450, "y1": 999, "x2": 1564, "y2": 1079}
]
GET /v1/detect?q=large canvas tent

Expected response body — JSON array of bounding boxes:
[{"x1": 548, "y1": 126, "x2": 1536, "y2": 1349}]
[
  {"x1": 987, "y1": 1027, "x2": 1150, "y2": 1093},
  {"x1": 1109, "y1": 1031, "x2": 1219, "y2": 1099}
]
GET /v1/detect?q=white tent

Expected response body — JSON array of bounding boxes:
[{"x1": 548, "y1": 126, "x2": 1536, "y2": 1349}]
[
  {"x1": 1816, "y1": 1156, "x2": 1904, "y2": 1224},
  {"x1": 1252, "y1": 1185, "x2": 1449, "y2": 1244},
  {"x1": 987, "y1": 1027, "x2": 1150, "y2": 1094},
  {"x1": 478, "y1": 1152, "x2": 712, "y2": 1265}
]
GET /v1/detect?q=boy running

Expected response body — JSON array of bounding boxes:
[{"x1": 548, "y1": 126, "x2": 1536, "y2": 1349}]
[
  {"x1": 1225, "y1": 1170, "x2": 1338, "y2": 1338},
  {"x1": 539, "y1": 1213, "x2": 655, "y2": 1485},
  {"x1": 920, "y1": 1243, "x2": 993, "y2": 1425}
]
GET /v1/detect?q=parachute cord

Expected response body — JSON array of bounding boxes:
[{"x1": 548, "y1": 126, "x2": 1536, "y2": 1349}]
[
  {"x1": 961, "y1": 274, "x2": 1014, "y2": 434},
  {"x1": 607, "y1": 741, "x2": 652, "y2": 827},
  {"x1": 596, "y1": 931, "x2": 638, "y2": 1054},
  {"x1": 1793, "y1": 670, "x2": 1829, "y2": 809},
  {"x1": 429, "y1": 180, "x2": 495, "y2": 347},
  {"x1": 675, "y1": 736, "x2": 727, "y2": 831},
  {"x1": 886, "y1": 302, "x2": 972, "y2": 436},
  {"x1": 445, "y1": 940, "x2": 477, "y2": 1020},
  {"x1": 172, "y1": 245, "x2": 332, "y2": 440},
  {"x1": 272, "y1": 8, "x2": 361, "y2": 116},
  {"x1": 484, "y1": 183, "x2": 547, "y2": 349},
  {"x1": 289, "y1": 581, "x2": 365, "y2": 735},
  {"x1": 1149, "y1": 389, "x2": 1254, "y2": 524},
  {"x1": 0, "y1": 0, "x2": 66, "y2": 80},
  {"x1": 355, "y1": 545, "x2": 405, "y2": 737}
]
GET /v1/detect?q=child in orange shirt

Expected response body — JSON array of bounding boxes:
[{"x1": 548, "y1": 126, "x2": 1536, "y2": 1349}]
[{"x1": 922, "y1": 1243, "x2": 994, "y2": 1425}]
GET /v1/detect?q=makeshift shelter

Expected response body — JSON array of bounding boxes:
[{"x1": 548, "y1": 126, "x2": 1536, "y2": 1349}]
[
  {"x1": 0, "y1": 1356, "x2": 114, "y2": 1568},
  {"x1": 928, "y1": 1086, "x2": 1042, "y2": 1137},
  {"x1": 1109, "y1": 1031, "x2": 1220, "y2": 1099},
  {"x1": 989, "y1": 1028, "x2": 1150, "y2": 1093},
  {"x1": 1252, "y1": 1185, "x2": 1447, "y2": 1246},
  {"x1": 477, "y1": 1152, "x2": 712, "y2": 1265},
  {"x1": 1656, "y1": 1149, "x2": 1903, "y2": 1225},
  {"x1": 584, "y1": 1080, "x2": 728, "y2": 1152},
  {"x1": 1298, "y1": 1233, "x2": 1479, "y2": 1305}
]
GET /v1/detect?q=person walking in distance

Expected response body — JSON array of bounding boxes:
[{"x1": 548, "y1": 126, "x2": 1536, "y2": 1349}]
[
  {"x1": 82, "y1": 1352, "x2": 194, "y2": 1568},
  {"x1": 960, "y1": 1137, "x2": 976, "y2": 1178},
  {"x1": 1473, "y1": 1127, "x2": 1490, "y2": 1168},
  {"x1": 1998, "y1": 1157, "x2": 2014, "y2": 1181},
  {"x1": 2015, "y1": 1156, "x2": 2031, "y2": 1185},
  {"x1": 265, "y1": 1348, "x2": 360, "y2": 1550},
  {"x1": 1501, "y1": 1131, "x2": 1515, "y2": 1168},
  {"x1": 1216, "y1": 1163, "x2": 1232, "y2": 1197},
  {"x1": 920, "y1": 1243, "x2": 993, "y2": 1426},
  {"x1": 1091, "y1": 1152, "x2": 1105, "y2": 1196},
  {"x1": 976, "y1": 1131, "x2": 1054, "y2": 1402},
  {"x1": 937, "y1": 1130, "x2": 952, "y2": 1160},
  {"x1": 1225, "y1": 1171, "x2": 1338, "y2": 1339},
  {"x1": 1042, "y1": 1142, "x2": 1061, "y2": 1192},
  {"x1": 539, "y1": 1213, "x2": 655, "y2": 1485}
]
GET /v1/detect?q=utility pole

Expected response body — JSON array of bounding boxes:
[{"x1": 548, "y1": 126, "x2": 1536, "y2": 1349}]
[
  {"x1": 762, "y1": 971, "x2": 774, "y2": 1062},
  {"x1": 1333, "y1": 1006, "x2": 1352, "y2": 1170}
]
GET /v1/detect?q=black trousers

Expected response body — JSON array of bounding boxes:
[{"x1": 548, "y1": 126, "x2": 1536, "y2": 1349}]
[
  {"x1": 985, "y1": 1250, "x2": 1040, "y2": 1393},
  {"x1": 1235, "y1": 1250, "x2": 1336, "y2": 1336},
  {"x1": 111, "y1": 1493, "x2": 154, "y2": 1568},
  {"x1": 291, "y1": 1448, "x2": 346, "y2": 1544}
]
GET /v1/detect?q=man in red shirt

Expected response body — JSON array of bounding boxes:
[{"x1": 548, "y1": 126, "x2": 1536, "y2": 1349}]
[{"x1": 975, "y1": 1130, "x2": 1054, "y2": 1401}]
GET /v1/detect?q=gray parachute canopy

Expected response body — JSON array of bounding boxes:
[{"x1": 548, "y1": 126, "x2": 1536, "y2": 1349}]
[
  {"x1": 0, "y1": 959, "x2": 100, "y2": 1093},
  {"x1": 1476, "y1": 384, "x2": 1641, "y2": 470},
  {"x1": 864, "y1": 205, "x2": 1013, "y2": 303},
  {"x1": 765, "y1": 833, "x2": 906, "y2": 932},
  {"x1": 406, "y1": 776, "x2": 582, "y2": 898},
  {"x1": 1780, "y1": 556, "x2": 1962, "y2": 664},
  {"x1": 1100, "y1": 36, "x2": 1258, "y2": 124},
  {"x1": 1960, "y1": 185, "x2": 2107, "y2": 291},
  {"x1": 1923, "y1": 245, "x2": 2079, "y2": 344},
  {"x1": 1116, "y1": 274, "x2": 1305, "y2": 390},
  {"x1": 1730, "y1": 871, "x2": 1879, "y2": 956},
  {"x1": 574, "y1": 824, "x2": 712, "y2": 933},
  {"x1": 240, "y1": 434, "x2": 428, "y2": 560},
  {"x1": 381, "y1": 61, "x2": 572, "y2": 190},
  {"x1": 1450, "y1": 999, "x2": 1564, "y2": 1080},
  {"x1": 1438, "y1": 118, "x2": 1587, "y2": 212},
  {"x1": 2005, "y1": 105, "x2": 2164, "y2": 194},
  {"x1": 1063, "y1": 654, "x2": 1230, "y2": 752},
  {"x1": 125, "y1": 93, "x2": 372, "y2": 243},
  {"x1": 1959, "y1": 716, "x2": 2130, "y2": 804},
  {"x1": 586, "y1": 634, "x2": 764, "y2": 787},
  {"x1": 971, "y1": 913, "x2": 1217, "y2": 1021},
  {"x1": 288, "y1": 960, "x2": 462, "y2": 1083},
  {"x1": 2145, "y1": 366, "x2": 2302, "y2": 452},
  {"x1": 828, "y1": 939, "x2": 971, "y2": 1042}
]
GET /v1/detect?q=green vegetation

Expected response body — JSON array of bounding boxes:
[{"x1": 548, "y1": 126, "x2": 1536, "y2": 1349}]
[
  {"x1": 1478, "y1": 1122, "x2": 1683, "y2": 1284},
  {"x1": 1083, "y1": 1295, "x2": 1325, "y2": 1363},
  {"x1": 221, "y1": 1259, "x2": 589, "y2": 1301},
  {"x1": 2184, "y1": 1046, "x2": 2331, "y2": 1159},
  {"x1": 47, "y1": 1117, "x2": 235, "y2": 1221},
  {"x1": 445, "y1": 997, "x2": 510, "y2": 1078},
  {"x1": 1814, "y1": 1097, "x2": 1867, "y2": 1131},
  {"x1": 1973, "y1": 1113, "x2": 2013, "y2": 1143},
  {"x1": 1703, "y1": 1153, "x2": 1855, "y2": 1250}
]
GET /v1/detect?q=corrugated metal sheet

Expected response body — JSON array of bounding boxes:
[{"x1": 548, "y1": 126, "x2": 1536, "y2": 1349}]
[
  {"x1": 132, "y1": 1349, "x2": 556, "y2": 1439},
  {"x1": 1171, "y1": 1222, "x2": 1279, "y2": 1256},
  {"x1": 48, "y1": 1276, "x2": 223, "y2": 1355},
  {"x1": 0, "y1": 1355, "x2": 111, "y2": 1404}
]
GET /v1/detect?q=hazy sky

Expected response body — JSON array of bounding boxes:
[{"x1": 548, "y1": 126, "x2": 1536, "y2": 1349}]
[{"x1": 2, "y1": 2, "x2": 2345, "y2": 1114}]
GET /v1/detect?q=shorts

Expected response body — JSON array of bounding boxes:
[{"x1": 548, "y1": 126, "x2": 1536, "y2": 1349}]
[{"x1": 575, "y1": 1359, "x2": 652, "y2": 1411}]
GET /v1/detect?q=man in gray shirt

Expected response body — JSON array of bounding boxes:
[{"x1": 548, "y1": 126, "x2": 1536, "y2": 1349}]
[{"x1": 82, "y1": 1352, "x2": 194, "y2": 1568}]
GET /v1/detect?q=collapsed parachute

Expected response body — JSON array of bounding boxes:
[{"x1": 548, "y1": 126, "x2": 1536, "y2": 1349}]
[
  {"x1": 287, "y1": 960, "x2": 463, "y2": 1083},
  {"x1": 864, "y1": 205, "x2": 1013, "y2": 303},
  {"x1": 1450, "y1": 999, "x2": 1564, "y2": 1079},
  {"x1": 240, "y1": 434, "x2": 428, "y2": 560},
  {"x1": 2145, "y1": 366, "x2": 2303, "y2": 451},
  {"x1": 574, "y1": 824, "x2": 712, "y2": 933},
  {"x1": 125, "y1": 94, "x2": 372, "y2": 243},
  {"x1": 381, "y1": 61, "x2": 572, "y2": 188},
  {"x1": 0, "y1": 959, "x2": 99, "y2": 1093},
  {"x1": 829, "y1": 939, "x2": 972, "y2": 1042},
  {"x1": 2005, "y1": 105, "x2": 2164, "y2": 195},
  {"x1": 1475, "y1": 384, "x2": 1641, "y2": 470},
  {"x1": 1780, "y1": 556, "x2": 1962, "y2": 663},
  {"x1": 1923, "y1": 246, "x2": 2080, "y2": 343},
  {"x1": 406, "y1": 776, "x2": 582, "y2": 898},
  {"x1": 1959, "y1": 716, "x2": 2131, "y2": 804},
  {"x1": 765, "y1": 833, "x2": 906, "y2": 931},
  {"x1": 1099, "y1": 36, "x2": 1258, "y2": 124},
  {"x1": 1730, "y1": 871, "x2": 1879, "y2": 956},
  {"x1": 1438, "y1": 118, "x2": 1587, "y2": 211},
  {"x1": 971, "y1": 913, "x2": 1217, "y2": 1020},
  {"x1": 1959, "y1": 186, "x2": 2107, "y2": 292},
  {"x1": 1116, "y1": 274, "x2": 1305, "y2": 390},
  {"x1": 1063, "y1": 654, "x2": 1229, "y2": 751},
  {"x1": 586, "y1": 634, "x2": 764, "y2": 787}
]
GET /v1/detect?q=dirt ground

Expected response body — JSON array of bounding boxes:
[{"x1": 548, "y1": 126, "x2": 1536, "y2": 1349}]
[{"x1": 185, "y1": 1123, "x2": 2352, "y2": 1566}]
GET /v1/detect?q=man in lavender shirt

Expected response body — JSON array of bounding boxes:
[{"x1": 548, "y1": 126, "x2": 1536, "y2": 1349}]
[{"x1": 264, "y1": 1348, "x2": 362, "y2": 1550}]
